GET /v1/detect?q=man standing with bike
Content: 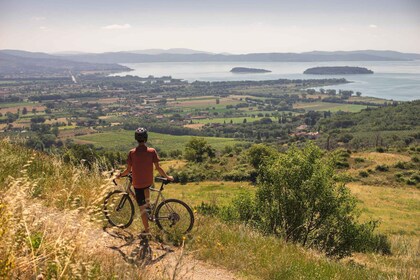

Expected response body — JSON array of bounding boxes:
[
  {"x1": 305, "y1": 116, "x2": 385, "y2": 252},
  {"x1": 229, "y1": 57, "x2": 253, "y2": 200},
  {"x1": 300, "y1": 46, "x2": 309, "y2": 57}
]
[{"x1": 117, "y1": 127, "x2": 174, "y2": 235}]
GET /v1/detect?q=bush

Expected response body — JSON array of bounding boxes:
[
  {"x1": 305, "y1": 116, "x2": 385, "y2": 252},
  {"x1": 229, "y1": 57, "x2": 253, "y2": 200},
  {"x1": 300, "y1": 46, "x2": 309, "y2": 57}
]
[
  {"x1": 222, "y1": 169, "x2": 251, "y2": 181},
  {"x1": 375, "y1": 164, "x2": 389, "y2": 172},
  {"x1": 376, "y1": 147, "x2": 386, "y2": 153},
  {"x1": 238, "y1": 143, "x2": 386, "y2": 258},
  {"x1": 359, "y1": 170, "x2": 369, "y2": 177},
  {"x1": 245, "y1": 144, "x2": 277, "y2": 169},
  {"x1": 195, "y1": 202, "x2": 220, "y2": 216},
  {"x1": 354, "y1": 157, "x2": 365, "y2": 163},
  {"x1": 333, "y1": 149, "x2": 350, "y2": 169},
  {"x1": 184, "y1": 137, "x2": 215, "y2": 163}
]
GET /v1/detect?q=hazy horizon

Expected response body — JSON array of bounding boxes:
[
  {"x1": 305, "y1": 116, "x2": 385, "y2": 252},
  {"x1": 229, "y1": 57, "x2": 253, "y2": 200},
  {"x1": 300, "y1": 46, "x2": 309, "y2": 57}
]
[{"x1": 1, "y1": 0, "x2": 419, "y2": 54}]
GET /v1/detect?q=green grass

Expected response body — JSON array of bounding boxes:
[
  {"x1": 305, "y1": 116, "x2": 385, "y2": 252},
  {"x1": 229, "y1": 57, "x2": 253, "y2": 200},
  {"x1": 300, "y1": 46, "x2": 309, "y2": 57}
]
[
  {"x1": 194, "y1": 116, "x2": 276, "y2": 124},
  {"x1": 294, "y1": 102, "x2": 369, "y2": 112},
  {"x1": 75, "y1": 130, "x2": 244, "y2": 153},
  {"x1": 0, "y1": 101, "x2": 35, "y2": 109},
  {"x1": 155, "y1": 181, "x2": 254, "y2": 207}
]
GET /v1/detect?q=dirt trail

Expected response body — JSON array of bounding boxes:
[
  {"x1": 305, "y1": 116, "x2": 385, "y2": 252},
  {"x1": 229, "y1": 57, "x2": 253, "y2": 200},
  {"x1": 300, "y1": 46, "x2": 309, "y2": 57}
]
[{"x1": 27, "y1": 202, "x2": 240, "y2": 280}]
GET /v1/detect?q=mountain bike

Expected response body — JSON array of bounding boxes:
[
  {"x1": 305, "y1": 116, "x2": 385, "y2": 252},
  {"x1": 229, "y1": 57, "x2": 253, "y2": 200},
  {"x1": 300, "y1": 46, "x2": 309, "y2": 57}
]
[{"x1": 103, "y1": 174, "x2": 194, "y2": 234}]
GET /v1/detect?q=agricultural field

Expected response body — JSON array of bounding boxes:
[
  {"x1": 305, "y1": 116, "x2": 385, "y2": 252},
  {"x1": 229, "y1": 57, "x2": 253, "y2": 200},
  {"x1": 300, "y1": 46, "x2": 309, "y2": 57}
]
[
  {"x1": 75, "y1": 130, "x2": 244, "y2": 153},
  {"x1": 167, "y1": 96, "x2": 241, "y2": 108},
  {"x1": 193, "y1": 116, "x2": 276, "y2": 125},
  {"x1": 293, "y1": 101, "x2": 369, "y2": 112}
]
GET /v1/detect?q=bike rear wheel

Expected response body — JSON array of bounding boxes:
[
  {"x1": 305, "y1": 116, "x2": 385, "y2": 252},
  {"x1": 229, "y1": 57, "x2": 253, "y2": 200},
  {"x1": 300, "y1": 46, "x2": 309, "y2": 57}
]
[
  {"x1": 103, "y1": 190, "x2": 135, "y2": 228},
  {"x1": 155, "y1": 199, "x2": 194, "y2": 234}
]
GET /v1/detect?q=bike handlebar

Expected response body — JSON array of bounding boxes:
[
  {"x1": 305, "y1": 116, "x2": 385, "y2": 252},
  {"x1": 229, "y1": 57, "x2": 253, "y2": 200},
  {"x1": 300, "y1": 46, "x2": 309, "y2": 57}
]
[{"x1": 113, "y1": 175, "x2": 171, "y2": 186}]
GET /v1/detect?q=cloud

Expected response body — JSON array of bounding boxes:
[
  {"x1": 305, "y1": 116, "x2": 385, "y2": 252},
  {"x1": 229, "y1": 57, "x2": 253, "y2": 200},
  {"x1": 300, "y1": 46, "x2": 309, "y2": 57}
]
[
  {"x1": 32, "y1": 17, "x2": 46, "y2": 21},
  {"x1": 102, "y1": 24, "x2": 132, "y2": 30},
  {"x1": 369, "y1": 24, "x2": 378, "y2": 28},
  {"x1": 39, "y1": 26, "x2": 48, "y2": 30}
]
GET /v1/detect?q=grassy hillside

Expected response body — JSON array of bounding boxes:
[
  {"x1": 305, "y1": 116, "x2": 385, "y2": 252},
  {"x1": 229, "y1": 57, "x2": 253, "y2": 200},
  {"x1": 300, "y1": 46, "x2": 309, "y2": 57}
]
[
  {"x1": 320, "y1": 100, "x2": 420, "y2": 132},
  {"x1": 1, "y1": 140, "x2": 418, "y2": 279},
  {"x1": 316, "y1": 101, "x2": 420, "y2": 149}
]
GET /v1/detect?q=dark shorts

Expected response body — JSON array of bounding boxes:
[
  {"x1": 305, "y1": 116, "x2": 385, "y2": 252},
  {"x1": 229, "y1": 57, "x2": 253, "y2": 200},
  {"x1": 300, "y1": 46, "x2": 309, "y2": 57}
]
[{"x1": 134, "y1": 187, "x2": 150, "y2": 206}]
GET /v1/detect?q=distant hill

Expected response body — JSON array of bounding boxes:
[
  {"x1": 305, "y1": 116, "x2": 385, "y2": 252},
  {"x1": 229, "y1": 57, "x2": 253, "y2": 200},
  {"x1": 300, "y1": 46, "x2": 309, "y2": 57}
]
[
  {"x1": 230, "y1": 67, "x2": 271, "y2": 73},
  {"x1": 125, "y1": 48, "x2": 213, "y2": 55},
  {"x1": 0, "y1": 50, "x2": 130, "y2": 75},
  {"x1": 304, "y1": 66, "x2": 374, "y2": 75},
  {"x1": 54, "y1": 50, "x2": 420, "y2": 64}
]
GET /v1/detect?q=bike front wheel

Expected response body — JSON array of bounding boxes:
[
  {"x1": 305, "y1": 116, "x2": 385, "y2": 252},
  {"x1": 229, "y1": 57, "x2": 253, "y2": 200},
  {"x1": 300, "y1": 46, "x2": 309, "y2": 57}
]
[
  {"x1": 103, "y1": 190, "x2": 135, "y2": 228},
  {"x1": 155, "y1": 199, "x2": 194, "y2": 234}
]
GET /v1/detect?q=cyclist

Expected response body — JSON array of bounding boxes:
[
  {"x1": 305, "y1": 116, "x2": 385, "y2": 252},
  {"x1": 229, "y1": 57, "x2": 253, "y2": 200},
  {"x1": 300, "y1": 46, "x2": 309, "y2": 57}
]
[{"x1": 117, "y1": 127, "x2": 174, "y2": 235}]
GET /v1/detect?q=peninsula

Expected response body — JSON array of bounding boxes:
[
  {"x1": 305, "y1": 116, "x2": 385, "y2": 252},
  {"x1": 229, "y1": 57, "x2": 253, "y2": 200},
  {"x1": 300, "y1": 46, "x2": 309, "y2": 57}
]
[
  {"x1": 230, "y1": 67, "x2": 271, "y2": 73},
  {"x1": 303, "y1": 66, "x2": 374, "y2": 75}
]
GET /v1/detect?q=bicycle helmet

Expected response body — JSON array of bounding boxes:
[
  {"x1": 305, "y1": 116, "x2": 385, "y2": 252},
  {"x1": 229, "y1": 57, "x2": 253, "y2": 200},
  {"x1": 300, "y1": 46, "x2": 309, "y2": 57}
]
[{"x1": 135, "y1": 127, "x2": 148, "y2": 142}]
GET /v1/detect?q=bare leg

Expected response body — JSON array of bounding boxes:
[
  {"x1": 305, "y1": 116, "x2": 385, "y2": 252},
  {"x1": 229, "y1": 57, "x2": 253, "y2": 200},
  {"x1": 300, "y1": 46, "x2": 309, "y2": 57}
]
[{"x1": 140, "y1": 205, "x2": 149, "y2": 232}]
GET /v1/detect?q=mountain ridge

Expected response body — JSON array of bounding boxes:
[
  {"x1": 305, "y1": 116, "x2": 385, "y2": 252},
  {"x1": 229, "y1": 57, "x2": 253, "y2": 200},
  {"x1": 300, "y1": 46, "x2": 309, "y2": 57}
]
[
  {"x1": 0, "y1": 50, "x2": 131, "y2": 75},
  {"x1": 55, "y1": 49, "x2": 420, "y2": 63}
]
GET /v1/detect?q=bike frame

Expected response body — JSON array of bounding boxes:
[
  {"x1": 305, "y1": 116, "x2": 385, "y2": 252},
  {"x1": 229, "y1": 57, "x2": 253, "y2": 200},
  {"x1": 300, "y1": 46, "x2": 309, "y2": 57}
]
[{"x1": 114, "y1": 174, "x2": 168, "y2": 219}]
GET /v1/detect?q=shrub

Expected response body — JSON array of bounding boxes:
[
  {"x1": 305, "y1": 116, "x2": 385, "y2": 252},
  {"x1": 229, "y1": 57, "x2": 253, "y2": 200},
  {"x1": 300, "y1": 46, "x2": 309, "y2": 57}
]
[
  {"x1": 195, "y1": 202, "x2": 220, "y2": 216},
  {"x1": 245, "y1": 144, "x2": 277, "y2": 169},
  {"x1": 333, "y1": 149, "x2": 350, "y2": 169},
  {"x1": 354, "y1": 157, "x2": 365, "y2": 163},
  {"x1": 184, "y1": 137, "x2": 215, "y2": 162},
  {"x1": 394, "y1": 161, "x2": 406, "y2": 169},
  {"x1": 359, "y1": 170, "x2": 369, "y2": 177},
  {"x1": 334, "y1": 173, "x2": 355, "y2": 183},
  {"x1": 242, "y1": 143, "x2": 386, "y2": 258},
  {"x1": 169, "y1": 149, "x2": 183, "y2": 158},
  {"x1": 375, "y1": 164, "x2": 389, "y2": 172},
  {"x1": 376, "y1": 147, "x2": 385, "y2": 153},
  {"x1": 222, "y1": 169, "x2": 251, "y2": 182}
]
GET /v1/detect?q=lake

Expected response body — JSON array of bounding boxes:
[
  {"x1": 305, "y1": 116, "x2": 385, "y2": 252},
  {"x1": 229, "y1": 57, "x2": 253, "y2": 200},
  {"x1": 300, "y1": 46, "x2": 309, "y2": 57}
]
[{"x1": 112, "y1": 60, "x2": 420, "y2": 101}]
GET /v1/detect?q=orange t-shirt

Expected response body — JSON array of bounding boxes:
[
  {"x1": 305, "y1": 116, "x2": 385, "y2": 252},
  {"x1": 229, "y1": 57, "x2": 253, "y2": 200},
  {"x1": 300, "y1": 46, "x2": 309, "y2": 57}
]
[{"x1": 127, "y1": 145, "x2": 159, "y2": 189}]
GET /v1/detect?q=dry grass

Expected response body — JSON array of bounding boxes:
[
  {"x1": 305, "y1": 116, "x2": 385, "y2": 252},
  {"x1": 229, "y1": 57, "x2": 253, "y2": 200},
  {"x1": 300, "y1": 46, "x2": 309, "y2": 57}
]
[
  {"x1": 351, "y1": 152, "x2": 411, "y2": 166},
  {"x1": 0, "y1": 140, "x2": 240, "y2": 280},
  {"x1": 189, "y1": 217, "x2": 392, "y2": 280},
  {"x1": 0, "y1": 153, "x2": 147, "y2": 279},
  {"x1": 183, "y1": 123, "x2": 206, "y2": 130}
]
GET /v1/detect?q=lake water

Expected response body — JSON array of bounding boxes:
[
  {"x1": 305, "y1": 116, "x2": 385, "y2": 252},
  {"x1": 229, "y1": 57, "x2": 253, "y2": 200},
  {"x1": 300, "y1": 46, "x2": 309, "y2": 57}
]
[{"x1": 112, "y1": 61, "x2": 420, "y2": 101}]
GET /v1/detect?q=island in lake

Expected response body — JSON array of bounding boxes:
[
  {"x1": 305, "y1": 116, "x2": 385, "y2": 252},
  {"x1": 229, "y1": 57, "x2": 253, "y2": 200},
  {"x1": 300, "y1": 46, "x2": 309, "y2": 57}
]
[
  {"x1": 303, "y1": 66, "x2": 374, "y2": 75},
  {"x1": 230, "y1": 67, "x2": 271, "y2": 73}
]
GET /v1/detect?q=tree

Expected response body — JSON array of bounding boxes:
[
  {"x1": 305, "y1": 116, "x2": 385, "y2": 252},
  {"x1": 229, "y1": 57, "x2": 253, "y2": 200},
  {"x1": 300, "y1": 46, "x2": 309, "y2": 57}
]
[
  {"x1": 184, "y1": 137, "x2": 216, "y2": 162},
  {"x1": 245, "y1": 143, "x2": 277, "y2": 169},
  {"x1": 356, "y1": 91, "x2": 362, "y2": 97},
  {"x1": 22, "y1": 107, "x2": 28, "y2": 115}
]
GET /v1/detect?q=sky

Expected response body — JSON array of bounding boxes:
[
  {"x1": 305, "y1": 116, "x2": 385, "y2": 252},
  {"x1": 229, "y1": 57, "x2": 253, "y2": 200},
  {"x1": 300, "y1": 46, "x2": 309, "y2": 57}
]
[{"x1": 0, "y1": 0, "x2": 419, "y2": 54}]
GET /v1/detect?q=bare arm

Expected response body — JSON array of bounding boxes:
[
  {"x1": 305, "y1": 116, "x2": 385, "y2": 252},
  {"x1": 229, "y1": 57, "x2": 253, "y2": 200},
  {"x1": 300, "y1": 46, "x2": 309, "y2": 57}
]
[
  {"x1": 154, "y1": 162, "x2": 174, "y2": 181},
  {"x1": 117, "y1": 163, "x2": 132, "y2": 178}
]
